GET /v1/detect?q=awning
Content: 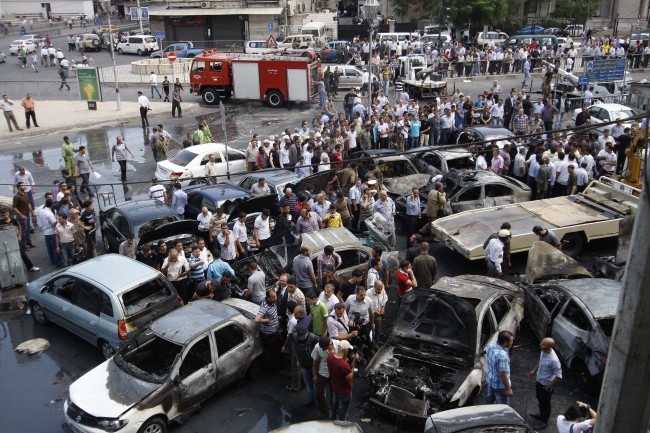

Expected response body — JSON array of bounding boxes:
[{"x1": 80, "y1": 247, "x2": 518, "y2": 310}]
[{"x1": 148, "y1": 6, "x2": 284, "y2": 16}]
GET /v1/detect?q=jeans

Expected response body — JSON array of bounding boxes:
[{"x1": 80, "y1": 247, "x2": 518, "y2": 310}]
[
  {"x1": 440, "y1": 128, "x2": 451, "y2": 146},
  {"x1": 315, "y1": 374, "x2": 330, "y2": 412},
  {"x1": 319, "y1": 91, "x2": 326, "y2": 107},
  {"x1": 486, "y1": 387, "x2": 510, "y2": 405},
  {"x1": 151, "y1": 85, "x2": 162, "y2": 98},
  {"x1": 44, "y1": 234, "x2": 60, "y2": 266},
  {"x1": 17, "y1": 216, "x2": 31, "y2": 247},
  {"x1": 300, "y1": 367, "x2": 315, "y2": 403},
  {"x1": 59, "y1": 241, "x2": 75, "y2": 267},
  {"x1": 409, "y1": 136, "x2": 420, "y2": 149},
  {"x1": 117, "y1": 159, "x2": 127, "y2": 181},
  {"x1": 491, "y1": 118, "x2": 503, "y2": 126},
  {"x1": 330, "y1": 391, "x2": 351, "y2": 421},
  {"x1": 79, "y1": 172, "x2": 91, "y2": 194},
  {"x1": 429, "y1": 130, "x2": 439, "y2": 146},
  {"x1": 172, "y1": 100, "x2": 182, "y2": 117},
  {"x1": 535, "y1": 381, "x2": 554, "y2": 422}
]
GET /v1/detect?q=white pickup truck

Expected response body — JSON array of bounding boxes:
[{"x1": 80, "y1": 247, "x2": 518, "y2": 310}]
[{"x1": 431, "y1": 177, "x2": 640, "y2": 259}]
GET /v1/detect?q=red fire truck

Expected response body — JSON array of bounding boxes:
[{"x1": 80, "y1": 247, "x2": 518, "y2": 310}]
[{"x1": 189, "y1": 51, "x2": 321, "y2": 107}]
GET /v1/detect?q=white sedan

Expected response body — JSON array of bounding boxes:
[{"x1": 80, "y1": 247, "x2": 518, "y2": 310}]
[
  {"x1": 155, "y1": 143, "x2": 247, "y2": 186},
  {"x1": 572, "y1": 103, "x2": 638, "y2": 132},
  {"x1": 9, "y1": 39, "x2": 36, "y2": 55}
]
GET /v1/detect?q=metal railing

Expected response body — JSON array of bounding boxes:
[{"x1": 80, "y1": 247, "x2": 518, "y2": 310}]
[
  {"x1": 0, "y1": 81, "x2": 80, "y2": 100},
  {"x1": 97, "y1": 63, "x2": 192, "y2": 84}
]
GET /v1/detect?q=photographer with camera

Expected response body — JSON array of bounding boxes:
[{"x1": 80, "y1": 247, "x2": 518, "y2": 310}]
[
  {"x1": 327, "y1": 303, "x2": 358, "y2": 341},
  {"x1": 344, "y1": 286, "x2": 375, "y2": 341},
  {"x1": 556, "y1": 401, "x2": 597, "y2": 433}
]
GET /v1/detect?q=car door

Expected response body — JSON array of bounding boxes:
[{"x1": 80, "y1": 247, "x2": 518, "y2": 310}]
[
  {"x1": 68, "y1": 279, "x2": 102, "y2": 345},
  {"x1": 222, "y1": 149, "x2": 247, "y2": 173},
  {"x1": 338, "y1": 248, "x2": 370, "y2": 281},
  {"x1": 185, "y1": 192, "x2": 204, "y2": 219},
  {"x1": 39, "y1": 275, "x2": 78, "y2": 331},
  {"x1": 213, "y1": 322, "x2": 249, "y2": 388},
  {"x1": 524, "y1": 285, "x2": 567, "y2": 341},
  {"x1": 551, "y1": 299, "x2": 592, "y2": 365},
  {"x1": 484, "y1": 184, "x2": 515, "y2": 207},
  {"x1": 588, "y1": 106, "x2": 602, "y2": 125},
  {"x1": 346, "y1": 68, "x2": 363, "y2": 88},
  {"x1": 451, "y1": 185, "x2": 483, "y2": 213},
  {"x1": 174, "y1": 335, "x2": 217, "y2": 408}
]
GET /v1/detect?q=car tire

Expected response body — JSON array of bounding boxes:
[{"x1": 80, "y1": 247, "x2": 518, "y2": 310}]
[
  {"x1": 92, "y1": 39, "x2": 100, "y2": 47},
  {"x1": 561, "y1": 232, "x2": 584, "y2": 257},
  {"x1": 98, "y1": 339, "x2": 116, "y2": 360},
  {"x1": 117, "y1": 48, "x2": 123, "y2": 55},
  {"x1": 201, "y1": 88, "x2": 219, "y2": 105},
  {"x1": 571, "y1": 359, "x2": 599, "y2": 394},
  {"x1": 137, "y1": 417, "x2": 167, "y2": 433},
  {"x1": 30, "y1": 301, "x2": 49, "y2": 325},
  {"x1": 266, "y1": 90, "x2": 284, "y2": 108},
  {"x1": 102, "y1": 232, "x2": 112, "y2": 253},
  {"x1": 137, "y1": 49, "x2": 143, "y2": 56}
]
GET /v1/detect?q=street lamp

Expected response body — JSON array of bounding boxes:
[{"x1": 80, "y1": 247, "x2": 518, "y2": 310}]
[{"x1": 361, "y1": 0, "x2": 380, "y2": 112}]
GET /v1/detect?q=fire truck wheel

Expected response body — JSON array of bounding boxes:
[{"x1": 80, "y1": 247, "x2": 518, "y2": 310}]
[
  {"x1": 266, "y1": 90, "x2": 284, "y2": 108},
  {"x1": 202, "y1": 88, "x2": 219, "y2": 105}
]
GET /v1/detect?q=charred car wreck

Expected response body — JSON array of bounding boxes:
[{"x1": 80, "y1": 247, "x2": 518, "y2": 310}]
[{"x1": 364, "y1": 275, "x2": 524, "y2": 426}]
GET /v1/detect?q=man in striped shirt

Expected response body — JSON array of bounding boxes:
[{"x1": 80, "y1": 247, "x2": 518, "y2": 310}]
[
  {"x1": 394, "y1": 75, "x2": 404, "y2": 101},
  {"x1": 188, "y1": 245, "x2": 206, "y2": 284},
  {"x1": 255, "y1": 289, "x2": 280, "y2": 369},
  {"x1": 147, "y1": 176, "x2": 167, "y2": 203}
]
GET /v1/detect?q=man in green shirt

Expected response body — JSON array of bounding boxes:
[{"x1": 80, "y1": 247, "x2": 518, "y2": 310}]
[
  {"x1": 61, "y1": 136, "x2": 77, "y2": 175},
  {"x1": 537, "y1": 156, "x2": 550, "y2": 199},
  {"x1": 191, "y1": 124, "x2": 205, "y2": 145},
  {"x1": 307, "y1": 291, "x2": 329, "y2": 336}
]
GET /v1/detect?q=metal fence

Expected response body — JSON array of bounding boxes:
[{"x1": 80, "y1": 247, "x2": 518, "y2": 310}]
[
  {"x1": 98, "y1": 63, "x2": 192, "y2": 84},
  {"x1": 0, "y1": 81, "x2": 80, "y2": 100}
]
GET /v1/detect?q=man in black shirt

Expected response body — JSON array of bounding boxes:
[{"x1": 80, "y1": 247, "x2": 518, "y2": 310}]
[
  {"x1": 575, "y1": 106, "x2": 590, "y2": 127},
  {"x1": 79, "y1": 200, "x2": 96, "y2": 259},
  {"x1": 343, "y1": 89, "x2": 357, "y2": 122},
  {"x1": 336, "y1": 269, "x2": 364, "y2": 303},
  {"x1": 136, "y1": 243, "x2": 157, "y2": 268},
  {"x1": 615, "y1": 128, "x2": 632, "y2": 174},
  {"x1": 154, "y1": 239, "x2": 168, "y2": 271}
]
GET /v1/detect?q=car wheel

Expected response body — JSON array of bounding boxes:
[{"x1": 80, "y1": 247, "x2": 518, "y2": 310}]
[
  {"x1": 202, "y1": 87, "x2": 219, "y2": 105},
  {"x1": 561, "y1": 232, "x2": 584, "y2": 257},
  {"x1": 117, "y1": 48, "x2": 123, "y2": 55},
  {"x1": 137, "y1": 417, "x2": 167, "y2": 433},
  {"x1": 571, "y1": 359, "x2": 599, "y2": 394},
  {"x1": 266, "y1": 90, "x2": 284, "y2": 108},
  {"x1": 137, "y1": 49, "x2": 143, "y2": 56},
  {"x1": 30, "y1": 301, "x2": 49, "y2": 325},
  {"x1": 102, "y1": 232, "x2": 112, "y2": 253},
  {"x1": 98, "y1": 339, "x2": 116, "y2": 360}
]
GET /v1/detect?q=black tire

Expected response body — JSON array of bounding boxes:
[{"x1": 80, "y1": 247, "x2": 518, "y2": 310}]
[
  {"x1": 201, "y1": 88, "x2": 219, "y2": 105},
  {"x1": 571, "y1": 359, "x2": 599, "y2": 394},
  {"x1": 137, "y1": 49, "x2": 143, "y2": 56},
  {"x1": 30, "y1": 301, "x2": 49, "y2": 325},
  {"x1": 267, "y1": 90, "x2": 284, "y2": 108},
  {"x1": 117, "y1": 48, "x2": 123, "y2": 55},
  {"x1": 102, "y1": 232, "x2": 112, "y2": 253},
  {"x1": 98, "y1": 339, "x2": 116, "y2": 360},
  {"x1": 561, "y1": 232, "x2": 584, "y2": 257},
  {"x1": 137, "y1": 417, "x2": 167, "y2": 433}
]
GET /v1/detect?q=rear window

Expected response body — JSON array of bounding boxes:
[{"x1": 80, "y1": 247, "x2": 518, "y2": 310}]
[
  {"x1": 121, "y1": 278, "x2": 174, "y2": 317},
  {"x1": 169, "y1": 149, "x2": 198, "y2": 166},
  {"x1": 144, "y1": 37, "x2": 156, "y2": 43}
]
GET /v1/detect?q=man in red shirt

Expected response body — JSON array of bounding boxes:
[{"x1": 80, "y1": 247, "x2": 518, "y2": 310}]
[
  {"x1": 396, "y1": 259, "x2": 418, "y2": 304},
  {"x1": 327, "y1": 340, "x2": 357, "y2": 421}
]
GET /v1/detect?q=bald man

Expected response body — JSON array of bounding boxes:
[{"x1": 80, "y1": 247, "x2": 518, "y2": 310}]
[{"x1": 528, "y1": 337, "x2": 563, "y2": 430}]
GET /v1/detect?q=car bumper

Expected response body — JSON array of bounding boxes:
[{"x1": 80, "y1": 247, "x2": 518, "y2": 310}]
[{"x1": 64, "y1": 400, "x2": 135, "y2": 433}]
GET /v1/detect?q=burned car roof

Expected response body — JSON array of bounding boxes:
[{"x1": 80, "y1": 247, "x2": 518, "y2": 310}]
[
  {"x1": 149, "y1": 300, "x2": 242, "y2": 344},
  {"x1": 556, "y1": 279, "x2": 621, "y2": 319},
  {"x1": 524, "y1": 241, "x2": 593, "y2": 284},
  {"x1": 425, "y1": 404, "x2": 532, "y2": 433},
  {"x1": 439, "y1": 275, "x2": 521, "y2": 301},
  {"x1": 301, "y1": 227, "x2": 367, "y2": 253}
]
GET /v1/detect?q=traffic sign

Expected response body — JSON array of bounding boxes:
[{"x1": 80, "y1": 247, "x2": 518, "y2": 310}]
[
  {"x1": 268, "y1": 21, "x2": 273, "y2": 33},
  {"x1": 154, "y1": 31, "x2": 165, "y2": 39},
  {"x1": 167, "y1": 51, "x2": 177, "y2": 63},
  {"x1": 578, "y1": 76, "x2": 589, "y2": 86},
  {"x1": 584, "y1": 59, "x2": 626, "y2": 82},
  {"x1": 266, "y1": 34, "x2": 277, "y2": 47}
]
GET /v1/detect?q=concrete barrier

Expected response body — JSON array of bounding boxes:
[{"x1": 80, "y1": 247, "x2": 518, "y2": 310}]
[{"x1": 130, "y1": 58, "x2": 192, "y2": 75}]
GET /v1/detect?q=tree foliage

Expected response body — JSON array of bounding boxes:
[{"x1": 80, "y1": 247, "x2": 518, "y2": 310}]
[{"x1": 550, "y1": 0, "x2": 600, "y2": 25}]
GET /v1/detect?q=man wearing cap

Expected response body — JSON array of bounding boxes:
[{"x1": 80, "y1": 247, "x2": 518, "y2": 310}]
[
  {"x1": 327, "y1": 339, "x2": 358, "y2": 421},
  {"x1": 484, "y1": 229, "x2": 510, "y2": 278},
  {"x1": 293, "y1": 324, "x2": 320, "y2": 406}
]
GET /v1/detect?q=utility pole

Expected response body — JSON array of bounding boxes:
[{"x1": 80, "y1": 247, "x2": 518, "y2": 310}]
[
  {"x1": 136, "y1": 0, "x2": 144, "y2": 35},
  {"x1": 595, "y1": 117, "x2": 650, "y2": 433}
]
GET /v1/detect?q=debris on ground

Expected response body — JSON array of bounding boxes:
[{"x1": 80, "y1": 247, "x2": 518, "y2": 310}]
[{"x1": 15, "y1": 338, "x2": 50, "y2": 355}]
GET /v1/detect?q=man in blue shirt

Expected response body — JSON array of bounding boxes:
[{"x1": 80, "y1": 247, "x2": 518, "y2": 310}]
[
  {"x1": 408, "y1": 114, "x2": 421, "y2": 149},
  {"x1": 405, "y1": 187, "x2": 421, "y2": 246},
  {"x1": 206, "y1": 249, "x2": 236, "y2": 281},
  {"x1": 528, "y1": 337, "x2": 563, "y2": 430},
  {"x1": 485, "y1": 330, "x2": 514, "y2": 405}
]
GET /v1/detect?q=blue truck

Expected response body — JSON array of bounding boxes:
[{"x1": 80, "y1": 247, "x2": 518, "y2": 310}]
[{"x1": 150, "y1": 42, "x2": 205, "y2": 59}]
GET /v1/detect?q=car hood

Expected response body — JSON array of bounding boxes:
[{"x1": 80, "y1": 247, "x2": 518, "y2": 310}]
[
  {"x1": 384, "y1": 173, "x2": 432, "y2": 197},
  {"x1": 425, "y1": 404, "x2": 528, "y2": 433},
  {"x1": 524, "y1": 241, "x2": 593, "y2": 284},
  {"x1": 391, "y1": 288, "x2": 477, "y2": 354},
  {"x1": 138, "y1": 220, "x2": 199, "y2": 247},
  {"x1": 226, "y1": 194, "x2": 280, "y2": 222},
  {"x1": 69, "y1": 358, "x2": 159, "y2": 418}
]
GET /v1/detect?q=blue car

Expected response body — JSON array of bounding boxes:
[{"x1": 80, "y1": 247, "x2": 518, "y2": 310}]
[
  {"x1": 318, "y1": 40, "x2": 353, "y2": 63},
  {"x1": 515, "y1": 25, "x2": 545, "y2": 35}
]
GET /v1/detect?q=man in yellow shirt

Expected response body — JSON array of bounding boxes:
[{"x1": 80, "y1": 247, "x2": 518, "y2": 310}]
[{"x1": 322, "y1": 205, "x2": 342, "y2": 228}]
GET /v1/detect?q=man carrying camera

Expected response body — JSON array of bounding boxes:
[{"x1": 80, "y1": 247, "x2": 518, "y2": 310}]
[{"x1": 344, "y1": 286, "x2": 375, "y2": 340}]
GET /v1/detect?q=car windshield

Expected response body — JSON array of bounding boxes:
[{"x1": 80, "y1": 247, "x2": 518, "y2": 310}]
[
  {"x1": 611, "y1": 109, "x2": 636, "y2": 120},
  {"x1": 169, "y1": 149, "x2": 198, "y2": 166},
  {"x1": 134, "y1": 216, "x2": 179, "y2": 241},
  {"x1": 114, "y1": 328, "x2": 183, "y2": 383},
  {"x1": 378, "y1": 159, "x2": 418, "y2": 177},
  {"x1": 121, "y1": 278, "x2": 173, "y2": 317}
]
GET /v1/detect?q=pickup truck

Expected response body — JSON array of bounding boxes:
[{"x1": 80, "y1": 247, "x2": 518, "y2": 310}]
[
  {"x1": 431, "y1": 177, "x2": 640, "y2": 259},
  {"x1": 150, "y1": 42, "x2": 205, "y2": 59}
]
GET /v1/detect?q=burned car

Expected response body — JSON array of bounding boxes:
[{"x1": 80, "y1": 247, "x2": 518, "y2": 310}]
[
  {"x1": 356, "y1": 150, "x2": 433, "y2": 198},
  {"x1": 425, "y1": 404, "x2": 535, "y2": 433},
  {"x1": 407, "y1": 147, "x2": 475, "y2": 178},
  {"x1": 523, "y1": 241, "x2": 621, "y2": 394},
  {"x1": 64, "y1": 299, "x2": 262, "y2": 433},
  {"x1": 364, "y1": 275, "x2": 524, "y2": 426}
]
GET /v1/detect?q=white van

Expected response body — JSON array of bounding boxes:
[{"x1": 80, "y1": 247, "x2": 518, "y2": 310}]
[
  {"x1": 116, "y1": 34, "x2": 159, "y2": 55},
  {"x1": 245, "y1": 40, "x2": 278, "y2": 54},
  {"x1": 278, "y1": 34, "x2": 315, "y2": 49},
  {"x1": 377, "y1": 32, "x2": 419, "y2": 43},
  {"x1": 301, "y1": 22, "x2": 328, "y2": 46}
]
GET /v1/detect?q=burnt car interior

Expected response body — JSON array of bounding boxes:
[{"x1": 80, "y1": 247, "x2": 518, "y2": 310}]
[
  {"x1": 121, "y1": 278, "x2": 174, "y2": 317},
  {"x1": 115, "y1": 330, "x2": 183, "y2": 383},
  {"x1": 377, "y1": 159, "x2": 419, "y2": 178}
]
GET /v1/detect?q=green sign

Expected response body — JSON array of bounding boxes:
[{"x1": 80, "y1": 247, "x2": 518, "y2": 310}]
[{"x1": 76, "y1": 68, "x2": 102, "y2": 102}]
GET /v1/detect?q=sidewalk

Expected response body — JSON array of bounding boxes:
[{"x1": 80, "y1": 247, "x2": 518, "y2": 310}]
[{"x1": 0, "y1": 100, "x2": 203, "y2": 143}]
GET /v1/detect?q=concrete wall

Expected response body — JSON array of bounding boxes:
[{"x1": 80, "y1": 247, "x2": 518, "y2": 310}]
[
  {"x1": 249, "y1": 14, "x2": 279, "y2": 40},
  {"x1": 2, "y1": 0, "x2": 94, "y2": 18}
]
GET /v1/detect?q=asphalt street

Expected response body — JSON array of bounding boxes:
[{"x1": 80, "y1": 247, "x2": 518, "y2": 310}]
[{"x1": 0, "y1": 49, "x2": 647, "y2": 433}]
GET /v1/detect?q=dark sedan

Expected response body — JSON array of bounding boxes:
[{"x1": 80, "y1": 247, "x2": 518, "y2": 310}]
[
  {"x1": 99, "y1": 199, "x2": 198, "y2": 253},
  {"x1": 183, "y1": 183, "x2": 252, "y2": 220}
]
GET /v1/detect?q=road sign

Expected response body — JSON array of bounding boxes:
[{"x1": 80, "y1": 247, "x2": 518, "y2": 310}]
[
  {"x1": 141, "y1": 7, "x2": 149, "y2": 21},
  {"x1": 167, "y1": 51, "x2": 177, "y2": 63},
  {"x1": 268, "y1": 21, "x2": 273, "y2": 33},
  {"x1": 584, "y1": 59, "x2": 626, "y2": 82},
  {"x1": 578, "y1": 76, "x2": 589, "y2": 86},
  {"x1": 266, "y1": 34, "x2": 277, "y2": 47},
  {"x1": 154, "y1": 31, "x2": 165, "y2": 39},
  {"x1": 220, "y1": 101, "x2": 226, "y2": 132},
  {"x1": 129, "y1": 7, "x2": 138, "y2": 20}
]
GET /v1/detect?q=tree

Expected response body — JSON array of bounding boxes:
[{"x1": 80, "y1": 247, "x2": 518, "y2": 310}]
[
  {"x1": 550, "y1": 0, "x2": 599, "y2": 25},
  {"x1": 447, "y1": 0, "x2": 524, "y2": 32}
]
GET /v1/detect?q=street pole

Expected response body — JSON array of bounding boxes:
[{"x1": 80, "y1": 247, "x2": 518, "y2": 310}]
[
  {"x1": 108, "y1": 14, "x2": 121, "y2": 111},
  {"x1": 368, "y1": 30, "x2": 373, "y2": 112},
  {"x1": 136, "y1": 0, "x2": 144, "y2": 35},
  {"x1": 594, "y1": 112, "x2": 650, "y2": 433}
]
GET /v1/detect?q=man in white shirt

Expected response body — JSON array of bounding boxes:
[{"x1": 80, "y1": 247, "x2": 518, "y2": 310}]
[
  {"x1": 137, "y1": 91, "x2": 150, "y2": 128},
  {"x1": 147, "y1": 177, "x2": 167, "y2": 203},
  {"x1": 217, "y1": 223, "x2": 237, "y2": 262},
  {"x1": 596, "y1": 144, "x2": 617, "y2": 176},
  {"x1": 196, "y1": 206, "x2": 212, "y2": 240},
  {"x1": 1, "y1": 95, "x2": 22, "y2": 132},
  {"x1": 584, "y1": 86, "x2": 594, "y2": 106},
  {"x1": 204, "y1": 153, "x2": 219, "y2": 184},
  {"x1": 150, "y1": 72, "x2": 162, "y2": 98},
  {"x1": 254, "y1": 208, "x2": 272, "y2": 251},
  {"x1": 232, "y1": 212, "x2": 249, "y2": 258},
  {"x1": 171, "y1": 183, "x2": 187, "y2": 216},
  {"x1": 597, "y1": 128, "x2": 615, "y2": 151},
  {"x1": 484, "y1": 229, "x2": 508, "y2": 278}
]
